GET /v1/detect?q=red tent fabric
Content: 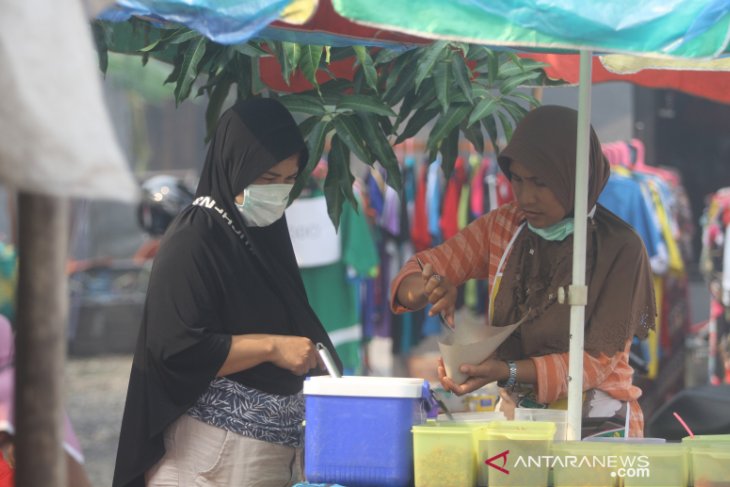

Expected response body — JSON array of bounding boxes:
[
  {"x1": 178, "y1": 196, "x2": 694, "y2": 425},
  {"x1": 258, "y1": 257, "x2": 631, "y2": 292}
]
[
  {"x1": 261, "y1": 50, "x2": 730, "y2": 103},
  {"x1": 259, "y1": 55, "x2": 355, "y2": 92},
  {"x1": 524, "y1": 53, "x2": 730, "y2": 105},
  {"x1": 261, "y1": 0, "x2": 429, "y2": 92}
]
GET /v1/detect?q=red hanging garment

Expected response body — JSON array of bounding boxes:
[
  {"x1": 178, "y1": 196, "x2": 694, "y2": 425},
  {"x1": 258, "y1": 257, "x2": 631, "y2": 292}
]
[
  {"x1": 0, "y1": 454, "x2": 13, "y2": 487},
  {"x1": 439, "y1": 156, "x2": 466, "y2": 240},
  {"x1": 411, "y1": 163, "x2": 431, "y2": 252}
]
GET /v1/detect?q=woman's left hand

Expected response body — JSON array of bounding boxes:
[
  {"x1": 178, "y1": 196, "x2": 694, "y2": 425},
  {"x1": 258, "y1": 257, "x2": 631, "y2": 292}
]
[{"x1": 437, "y1": 355, "x2": 504, "y2": 396}]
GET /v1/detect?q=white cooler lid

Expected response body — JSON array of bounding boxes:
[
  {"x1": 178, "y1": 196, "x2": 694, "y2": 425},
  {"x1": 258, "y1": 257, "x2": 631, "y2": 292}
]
[{"x1": 303, "y1": 376, "x2": 425, "y2": 398}]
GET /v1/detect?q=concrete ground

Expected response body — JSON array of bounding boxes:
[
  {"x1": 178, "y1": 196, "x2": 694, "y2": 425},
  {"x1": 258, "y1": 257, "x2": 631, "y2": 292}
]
[{"x1": 64, "y1": 354, "x2": 132, "y2": 487}]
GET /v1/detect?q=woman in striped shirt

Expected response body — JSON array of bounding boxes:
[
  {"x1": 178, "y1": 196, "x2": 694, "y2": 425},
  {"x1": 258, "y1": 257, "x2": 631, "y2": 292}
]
[{"x1": 391, "y1": 106, "x2": 656, "y2": 437}]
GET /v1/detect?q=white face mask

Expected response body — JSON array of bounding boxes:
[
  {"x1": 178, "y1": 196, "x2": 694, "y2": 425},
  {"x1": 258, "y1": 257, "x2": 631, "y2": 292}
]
[{"x1": 235, "y1": 183, "x2": 293, "y2": 227}]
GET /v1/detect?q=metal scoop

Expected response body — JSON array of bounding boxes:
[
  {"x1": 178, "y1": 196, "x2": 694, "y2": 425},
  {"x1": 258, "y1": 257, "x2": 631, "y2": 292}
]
[
  {"x1": 316, "y1": 342, "x2": 341, "y2": 378},
  {"x1": 430, "y1": 388, "x2": 455, "y2": 421}
]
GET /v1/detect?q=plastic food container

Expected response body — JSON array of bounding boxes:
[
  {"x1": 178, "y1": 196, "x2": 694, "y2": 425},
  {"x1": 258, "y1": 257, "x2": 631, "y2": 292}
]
[
  {"x1": 476, "y1": 420, "x2": 556, "y2": 487},
  {"x1": 427, "y1": 411, "x2": 506, "y2": 486},
  {"x1": 621, "y1": 442, "x2": 687, "y2": 487},
  {"x1": 436, "y1": 410, "x2": 506, "y2": 423},
  {"x1": 514, "y1": 408, "x2": 568, "y2": 442},
  {"x1": 686, "y1": 445, "x2": 730, "y2": 487},
  {"x1": 303, "y1": 376, "x2": 427, "y2": 487},
  {"x1": 583, "y1": 437, "x2": 666, "y2": 444},
  {"x1": 682, "y1": 435, "x2": 730, "y2": 487},
  {"x1": 681, "y1": 434, "x2": 730, "y2": 447},
  {"x1": 551, "y1": 440, "x2": 623, "y2": 487},
  {"x1": 412, "y1": 422, "x2": 476, "y2": 487}
]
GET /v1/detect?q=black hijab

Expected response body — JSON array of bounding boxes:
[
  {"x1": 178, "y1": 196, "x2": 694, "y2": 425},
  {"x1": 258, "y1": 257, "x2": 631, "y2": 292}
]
[{"x1": 113, "y1": 98, "x2": 341, "y2": 487}]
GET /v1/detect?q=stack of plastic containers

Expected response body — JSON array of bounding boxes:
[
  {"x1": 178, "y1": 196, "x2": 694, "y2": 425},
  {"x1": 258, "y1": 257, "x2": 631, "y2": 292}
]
[
  {"x1": 303, "y1": 376, "x2": 427, "y2": 486},
  {"x1": 551, "y1": 440, "x2": 624, "y2": 487},
  {"x1": 557, "y1": 437, "x2": 689, "y2": 487},
  {"x1": 412, "y1": 422, "x2": 478, "y2": 487},
  {"x1": 412, "y1": 411, "x2": 505, "y2": 487},
  {"x1": 435, "y1": 411, "x2": 505, "y2": 423},
  {"x1": 514, "y1": 408, "x2": 568, "y2": 442},
  {"x1": 409, "y1": 418, "x2": 730, "y2": 486},
  {"x1": 477, "y1": 420, "x2": 556, "y2": 487},
  {"x1": 682, "y1": 434, "x2": 730, "y2": 487},
  {"x1": 622, "y1": 440, "x2": 687, "y2": 487}
]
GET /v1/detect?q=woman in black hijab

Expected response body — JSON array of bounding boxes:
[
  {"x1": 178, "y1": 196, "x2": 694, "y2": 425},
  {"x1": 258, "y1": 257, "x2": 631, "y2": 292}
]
[{"x1": 113, "y1": 98, "x2": 341, "y2": 487}]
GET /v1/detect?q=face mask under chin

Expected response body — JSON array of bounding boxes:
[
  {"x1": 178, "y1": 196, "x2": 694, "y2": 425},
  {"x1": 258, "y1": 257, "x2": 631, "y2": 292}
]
[{"x1": 528, "y1": 218, "x2": 575, "y2": 241}]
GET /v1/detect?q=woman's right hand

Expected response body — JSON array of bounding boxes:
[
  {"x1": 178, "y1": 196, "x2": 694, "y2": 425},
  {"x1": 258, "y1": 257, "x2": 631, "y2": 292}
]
[
  {"x1": 421, "y1": 262, "x2": 457, "y2": 327},
  {"x1": 270, "y1": 336, "x2": 323, "y2": 375}
]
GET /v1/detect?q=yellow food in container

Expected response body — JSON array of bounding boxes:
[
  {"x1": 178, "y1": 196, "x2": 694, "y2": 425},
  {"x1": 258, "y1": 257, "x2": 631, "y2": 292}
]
[
  {"x1": 477, "y1": 420, "x2": 555, "y2": 487},
  {"x1": 682, "y1": 434, "x2": 730, "y2": 486},
  {"x1": 551, "y1": 440, "x2": 621, "y2": 487},
  {"x1": 621, "y1": 442, "x2": 687, "y2": 487},
  {"x1": 412, "y1": 422, "x2": 476, "y2": 487}
]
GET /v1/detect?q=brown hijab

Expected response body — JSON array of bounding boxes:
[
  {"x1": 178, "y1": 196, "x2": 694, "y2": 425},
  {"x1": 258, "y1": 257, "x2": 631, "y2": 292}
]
[{"x1": 493, "y1": 105, "x2": 655, "y2": 358}]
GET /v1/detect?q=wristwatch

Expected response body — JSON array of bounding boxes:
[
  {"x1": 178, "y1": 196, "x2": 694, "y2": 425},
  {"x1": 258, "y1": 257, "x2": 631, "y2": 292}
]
[{"x1": 497, "y1": 360, "x2": 517, "y2": 389}]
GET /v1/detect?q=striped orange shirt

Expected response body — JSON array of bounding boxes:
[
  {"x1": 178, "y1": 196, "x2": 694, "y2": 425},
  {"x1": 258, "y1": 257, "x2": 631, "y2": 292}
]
[{"x1": 390, "y1": 202, "x2": 645, "y2": 437}]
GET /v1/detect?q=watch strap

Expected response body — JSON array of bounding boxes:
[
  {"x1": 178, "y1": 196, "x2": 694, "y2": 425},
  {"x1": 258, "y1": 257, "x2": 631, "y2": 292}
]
[{"x1": 497, "y1": 360, "x2": 517, "y2": 388}]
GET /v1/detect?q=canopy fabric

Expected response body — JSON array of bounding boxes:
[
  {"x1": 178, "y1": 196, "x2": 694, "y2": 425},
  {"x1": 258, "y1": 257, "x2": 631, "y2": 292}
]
[
  {"x1": 0, "y1": 0, "x2": 137, "y2": 202},
  {"x1": 262, "y1": 0, "x2": 429, "y2": 48},
  {"x1": 601, "y1": 54, "x2": 730, "y2": 73},
  {"x1": 103, "y1": 1, "x2": 730, "y2": 59},
  {"x1": 103, "y1": 0, "x2": 430, "y2": 47},
  {"x1": 103, "y1": 0, "x2": 315, "y2": 45},
  {"x1": 332, "y1": 0, "x2": 730, "y2": 59},
  {"x1": 101, "y1": 1, "x2": 730, "y2": 111},
  {"x1": 524, "y1": 54, "x2": 730, "y2": 105}
]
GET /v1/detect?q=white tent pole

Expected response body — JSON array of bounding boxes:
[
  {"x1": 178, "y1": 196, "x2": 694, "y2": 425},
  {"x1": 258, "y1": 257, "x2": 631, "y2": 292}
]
[{"x1": 567, "y1": 49, "x2": 593, "y2": 441}]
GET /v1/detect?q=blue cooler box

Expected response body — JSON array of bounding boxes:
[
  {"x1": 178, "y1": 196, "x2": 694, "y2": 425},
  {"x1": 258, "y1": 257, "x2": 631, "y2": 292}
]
[{"x1": 303, "y1": 376, "x2": 428, "y2": 487}]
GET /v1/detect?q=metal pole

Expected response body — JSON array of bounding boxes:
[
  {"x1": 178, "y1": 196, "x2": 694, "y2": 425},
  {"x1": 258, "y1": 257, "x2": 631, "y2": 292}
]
[
  {"x1": 14, "y1": 192, "x2": 70, "y2": 487},
  {"x1": 567, "y1": 50, "x2": 593, "y2": 441}
]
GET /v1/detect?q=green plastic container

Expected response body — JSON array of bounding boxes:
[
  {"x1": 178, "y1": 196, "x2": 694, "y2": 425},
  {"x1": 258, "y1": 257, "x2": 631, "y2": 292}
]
[
  {"x1": 622, "y1": 443, "x2": 687, "y2": 487},
  {"x1": 412, "y1": 423, "x2": 476, "y2": 487},
  {"x1": 551, "y1": 440, "x2": 621, "y2": 487},
  {"x1": 477, "y1": 420, "x2": 555, "y2": 487},
  {"x1": 682, "y1": 434, "x2": 730, "y2": 445},
  {"x1": 682, "y1": 434, "x2": 730, "y2": 486}
]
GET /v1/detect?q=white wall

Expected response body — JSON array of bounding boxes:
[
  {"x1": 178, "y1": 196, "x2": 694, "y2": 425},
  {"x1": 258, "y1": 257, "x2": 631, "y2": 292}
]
[{"x1": 541, "y1": 83, "x2": 634, "y2": 144}]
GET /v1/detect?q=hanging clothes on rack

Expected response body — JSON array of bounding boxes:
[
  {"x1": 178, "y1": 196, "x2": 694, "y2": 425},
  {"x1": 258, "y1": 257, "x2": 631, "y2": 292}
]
[
  {"x1": 410, "y1": 161, "x2": 431, "y2": 253},
  {"x1": 600, "y1": 139, "x2": 692, "y2": 380},
  {"x1": 357, "y1": 147, "x2": 513, "y2": 368},
  {"x1": 439, "y1": 156, "x2": 469, "y2": 310},
  {"x1": 700, "y1": 187, "x2": 730, "y2": 384},
  {"x1": 629, "y1": 142, "x2": 691, "y2": 367},
  {"x1": 440, "y1": 156, "x2": 467, "y2": 241},
  {"x1": 463, "y1": 155, "x2": 483, "y2": 313},
  {"x1": 598, "y1": 167, "x2": 668, "y2": 274},
  {"x1": 426, "y1": 158, "x2": 444, "y2": 246},
  {"x1": 362, "y1": 165, "x2": 426, "y2": 358}
]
